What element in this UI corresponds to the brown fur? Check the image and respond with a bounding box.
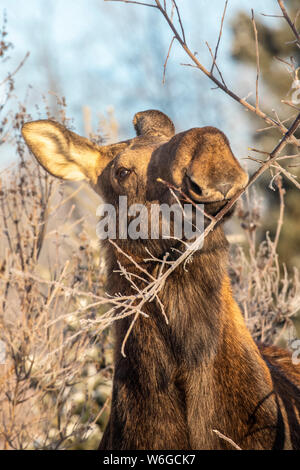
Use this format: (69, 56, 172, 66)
(22, 109, 300, 450)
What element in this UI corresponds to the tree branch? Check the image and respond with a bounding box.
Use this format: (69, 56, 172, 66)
(277, 0, 300, 47)
(211, 0, 228, 75)
(251, 9, 260, 111)
(151, 0, 299, 146)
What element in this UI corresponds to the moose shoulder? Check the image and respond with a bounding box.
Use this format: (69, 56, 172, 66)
(22, 110, 300, 450)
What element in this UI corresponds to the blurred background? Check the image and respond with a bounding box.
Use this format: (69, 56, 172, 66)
(0, 0, 299, 450)
(0, 0, 299, 266)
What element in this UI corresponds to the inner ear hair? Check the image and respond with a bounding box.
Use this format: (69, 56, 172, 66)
(133, 109, 175, 139)
(22, 120, 104, 183)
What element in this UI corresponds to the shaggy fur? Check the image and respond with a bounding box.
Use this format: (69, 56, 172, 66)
(22, 109, 300, 450)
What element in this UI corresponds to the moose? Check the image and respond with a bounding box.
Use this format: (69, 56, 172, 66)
(22, 110, 300, 450)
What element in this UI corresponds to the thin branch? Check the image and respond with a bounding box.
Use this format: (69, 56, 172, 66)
(211, 0, 228, 75)
(273, 176, 285, 252)
(121, 311, 139, 357)
(172, 0, 186, 44)
(163, 36, 175, 84)
(212, 429, 242, 450)
(261, 176, 285, 274)
(281, 100, 300, 111)
(0, 52, 30, 87)
(150, 0, 299, 146)
(277, 153, 300, 160)
(256, 113, 297, 133)
(249, 147, 270, 156)
(272, 161, 300, 190)
(156, 177, 215, 221)
(206, 41, 226, 87)
(104, 0, 157, 7)
(251, 9, 260, 111)
(277, 0, 300, 47)
(260, 13, 283, 18)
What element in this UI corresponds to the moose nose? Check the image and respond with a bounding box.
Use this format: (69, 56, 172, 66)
(215, 182, 232, 197)
(185, 174, 203, 197)
(185, 173, 238, 202)
(185, 173, 233, 201)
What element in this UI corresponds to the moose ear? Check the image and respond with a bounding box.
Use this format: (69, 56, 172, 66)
(133, 110, 175, 139)
(22, 120, 104, 184)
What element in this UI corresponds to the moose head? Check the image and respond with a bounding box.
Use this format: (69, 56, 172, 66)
(22, 110, 248, 250)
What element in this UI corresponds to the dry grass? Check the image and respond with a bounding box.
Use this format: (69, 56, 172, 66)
(0, 152, 114, 449)
(230, 184, 300, 346)
(0, 29, 113, 447)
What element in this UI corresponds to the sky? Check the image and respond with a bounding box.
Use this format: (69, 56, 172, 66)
(0, 0, 279, 167)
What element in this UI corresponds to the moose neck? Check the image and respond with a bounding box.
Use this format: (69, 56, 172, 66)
(103, 225, 277, 450)
(105, 225, 247, 363)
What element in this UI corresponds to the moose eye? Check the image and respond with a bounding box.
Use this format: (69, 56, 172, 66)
(116, 167, 131, 181)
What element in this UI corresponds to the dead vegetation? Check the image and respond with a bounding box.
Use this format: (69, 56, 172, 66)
(0, 147, 113, 449)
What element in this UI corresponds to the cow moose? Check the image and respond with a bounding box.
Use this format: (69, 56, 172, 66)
(22, 109, 300, 450)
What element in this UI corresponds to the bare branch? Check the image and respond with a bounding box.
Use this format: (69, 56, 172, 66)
(272, 161, 300, 190)
(277, 0, 300, 47)
(213, 429, 242, 450)
(156, 177, 215, 221)
(206, 41, 226, 87)
(210, 0, 228, 75)
(104, 0, 157, 8)
(281, 100, 300, 112)
(163, 36, 175, 84)
(146, 0, 299, 146)
(171, 0, 186, 44)
(109, 0, 299, 146)
(251, 9, 260, 111)
(0, 52, 30, 87)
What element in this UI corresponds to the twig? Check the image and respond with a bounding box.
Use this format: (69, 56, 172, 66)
(172, 0, 186, 44)
(272, 161, 300, 190)
(212, 429, 242, 450)
(246, 156, 265, 164)
(260, 13, 283, 18)
(277, 0, 300, 47)
(156, 177, 215, 221)
(0, 52, 30, 87)
(249, 112, 300, 184)
(272, 176, 285, 254)
(249, 147, 270, 155)
(281, 100, 300, 111)
(104, 0, 157, 7)
(206, 41, 226, 87)
(109, 239, 156, 281)
(277, 153, 300, 160)
(163, 36, 175, 84)
(211, 0, 228, 75)
(121, 311, 140, 357)
(148, 0, 299, 146)
(105, 0, 299, 143)
(261, 176, 285, 274)
(251, 9, 260, 111)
